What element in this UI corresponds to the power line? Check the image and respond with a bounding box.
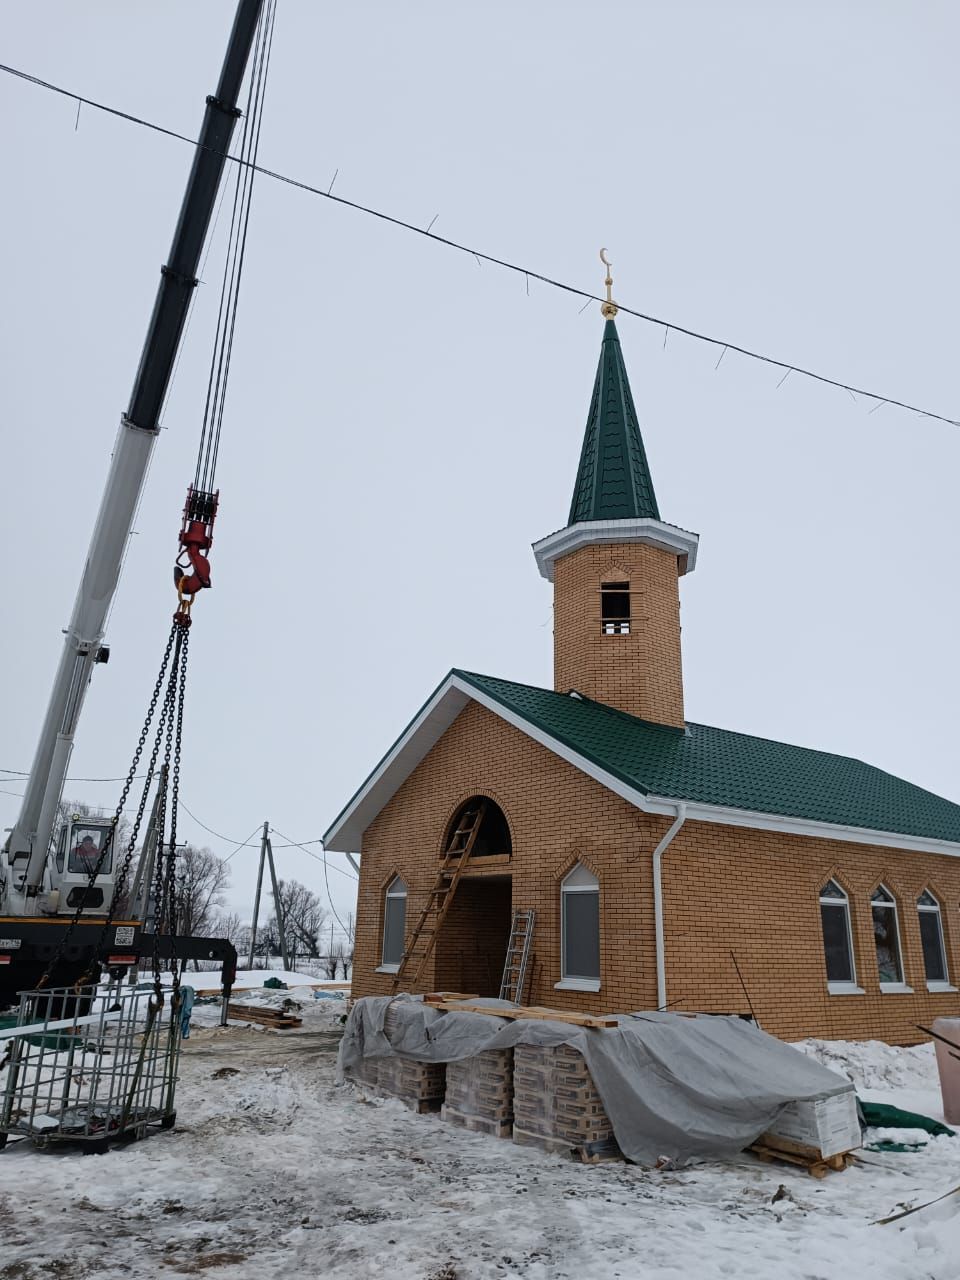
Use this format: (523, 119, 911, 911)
(271, 826, 356, 938)
(1, 59, 956, 430)
(0, 768, 150, 783)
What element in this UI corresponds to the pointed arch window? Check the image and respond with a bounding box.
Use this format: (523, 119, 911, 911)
(380, 876, 407, 970)
(819, 879, 860, 993)
(558, 862, 600, 991)
(918, 890, 951, 989)
(871, 885, 908, 990)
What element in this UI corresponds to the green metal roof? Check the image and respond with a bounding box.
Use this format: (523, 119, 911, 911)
(568, 318, 661, 524)
(455, 670, 960, 845)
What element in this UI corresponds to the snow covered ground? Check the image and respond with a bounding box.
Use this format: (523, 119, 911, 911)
(1, 1005, 959, 1280)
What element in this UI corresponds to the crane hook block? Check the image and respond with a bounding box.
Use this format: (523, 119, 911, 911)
(174, 486, 219, 602)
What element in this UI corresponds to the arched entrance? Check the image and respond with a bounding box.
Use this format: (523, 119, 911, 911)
(435, 795, 513, 996)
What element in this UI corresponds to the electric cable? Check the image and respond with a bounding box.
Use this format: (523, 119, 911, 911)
(0, 58, 955, 430)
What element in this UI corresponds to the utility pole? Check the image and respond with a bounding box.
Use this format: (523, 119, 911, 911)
(264, 825, 290, 973)
(247, 821, 269, 970)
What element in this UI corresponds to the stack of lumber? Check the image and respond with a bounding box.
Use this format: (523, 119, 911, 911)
(225, 1003, 302, 1030)
(512, 1042, 621, 1163)
(441, 1048, 514, 1138)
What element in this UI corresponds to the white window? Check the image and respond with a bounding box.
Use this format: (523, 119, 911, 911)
(380, 876, 407, 970)
(871, 885, 908, 990)
(558, 863, 600, 991)
(819, 879, 860, 994)
(918, 890, 951, 989)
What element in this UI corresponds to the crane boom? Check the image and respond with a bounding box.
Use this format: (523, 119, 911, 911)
(2, 0, 265, 915)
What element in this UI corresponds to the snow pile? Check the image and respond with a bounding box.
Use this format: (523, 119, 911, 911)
(795, 1037, 939, 1093)
(3, 1025, 960, 1278)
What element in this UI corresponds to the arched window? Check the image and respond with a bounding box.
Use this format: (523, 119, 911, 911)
(444, 797, 511, 858)
(918, 890, 950, 987)
(560, 863, 600, 989)
(871, 885, 905, 988)
(819, 879, 857, 990)
(381, 876, 407, 969)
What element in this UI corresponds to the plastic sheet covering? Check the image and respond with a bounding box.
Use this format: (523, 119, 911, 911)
(338, 996, 855, 1166)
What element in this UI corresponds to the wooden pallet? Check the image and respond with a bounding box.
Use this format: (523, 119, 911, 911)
(749, 1133, 854, 1178)
(441, 1103, 513, 1139)
(225, 1003, 302, 1030)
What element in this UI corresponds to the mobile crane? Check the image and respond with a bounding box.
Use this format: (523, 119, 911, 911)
(0, 0, 267, 1005)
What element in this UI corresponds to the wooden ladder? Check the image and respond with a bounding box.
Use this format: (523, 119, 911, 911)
(392, 799, 488, 992)
(499, 908, 536, 1003)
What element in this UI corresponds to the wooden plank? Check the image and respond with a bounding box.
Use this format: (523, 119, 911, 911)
(423, 992, 479, 1004)
(430, 1000, 617, 1029)
(225, 1003, 302, 1029)
(748, 1142, 849, 1178)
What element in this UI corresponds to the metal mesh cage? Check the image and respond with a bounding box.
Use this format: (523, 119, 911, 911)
(0, 982, 184, 1150)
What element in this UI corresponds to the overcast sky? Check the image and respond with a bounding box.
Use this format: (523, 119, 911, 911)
(2, 2, 958, 939)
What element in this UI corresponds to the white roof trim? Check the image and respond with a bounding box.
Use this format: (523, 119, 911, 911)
(532, 518, 699, 582)
(322, 674, 960, 860)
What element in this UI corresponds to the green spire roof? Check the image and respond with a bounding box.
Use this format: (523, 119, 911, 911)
(568, 318, 661, 524)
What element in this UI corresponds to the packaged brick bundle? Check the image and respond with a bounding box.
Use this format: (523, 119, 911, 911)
(441, 1047, 514, 1138)
(373, 1056, 446, 1113)
(511, 1042, 621, 1162)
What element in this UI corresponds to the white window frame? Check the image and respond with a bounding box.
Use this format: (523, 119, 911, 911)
(376, 875, 407, 974)
(871, 884, 912, 993)
(819, 879, 863, 995)
(555, 862, 601, 993)
(918, 889, 955, 992)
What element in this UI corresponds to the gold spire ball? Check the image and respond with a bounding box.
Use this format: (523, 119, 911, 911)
(600, 248, 618, 319)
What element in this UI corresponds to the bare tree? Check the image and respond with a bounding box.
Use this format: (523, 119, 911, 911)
(267, 878, 327, 961)
(321, 943, 341, 980)
(174, 845, 230, 946)
(214, 911, 251, 957)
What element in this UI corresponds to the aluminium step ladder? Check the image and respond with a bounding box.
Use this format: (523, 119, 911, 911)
(499, 909, 536, 1004)
(391, 799, 488, 992)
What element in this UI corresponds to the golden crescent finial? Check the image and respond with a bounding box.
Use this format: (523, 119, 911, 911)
(599, 247, 618, 319)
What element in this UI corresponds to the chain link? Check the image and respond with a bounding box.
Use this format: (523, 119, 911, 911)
(38, 624, 179, 990)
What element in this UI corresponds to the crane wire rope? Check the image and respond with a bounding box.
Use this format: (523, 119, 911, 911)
(0, 58, 956, 431)
(194, 0, 276, 496)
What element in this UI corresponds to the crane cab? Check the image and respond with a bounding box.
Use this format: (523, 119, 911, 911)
(53, 818, 117, 914)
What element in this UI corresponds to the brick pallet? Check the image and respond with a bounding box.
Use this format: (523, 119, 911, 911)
(441, 1047, 514, 1139)
(346, 1056, 446, 1113)
(511, 1043, 621, 1163)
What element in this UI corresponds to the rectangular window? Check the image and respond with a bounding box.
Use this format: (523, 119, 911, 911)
(820, 902, 854, 983)
(871, 887, 904, 985)
(918, 892, 948, 984)
(381, 878, 407, 967)
(563, 890, 600, 980)
(601, 582, 630, 635)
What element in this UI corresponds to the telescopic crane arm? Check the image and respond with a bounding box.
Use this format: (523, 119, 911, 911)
(1, 0, 264, 915)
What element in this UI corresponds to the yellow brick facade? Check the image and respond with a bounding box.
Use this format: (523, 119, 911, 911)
(552, 542, 685, 726)
(350, 700, 960, 1044)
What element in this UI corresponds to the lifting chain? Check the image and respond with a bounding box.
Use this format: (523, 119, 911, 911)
(151, 621, 189, 1002)
(37, 623, 180, 990)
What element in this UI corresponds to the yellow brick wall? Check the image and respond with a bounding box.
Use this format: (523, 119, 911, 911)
(552, 542, 685, 726)
(352, 700, 960, 1045)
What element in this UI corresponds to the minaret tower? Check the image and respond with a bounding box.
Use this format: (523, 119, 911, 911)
(532, 251, 699, 727)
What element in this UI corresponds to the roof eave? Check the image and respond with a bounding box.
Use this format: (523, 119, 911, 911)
(532, 518, 699, 583)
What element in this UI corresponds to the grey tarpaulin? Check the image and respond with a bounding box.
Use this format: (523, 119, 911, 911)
(338, 995, 854, 1166)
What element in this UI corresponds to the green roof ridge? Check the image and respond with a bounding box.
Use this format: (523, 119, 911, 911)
(567, 318, 661, 525)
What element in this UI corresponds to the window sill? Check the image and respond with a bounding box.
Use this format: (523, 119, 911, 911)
(827, 982, 865, 996)
(375, 964, 400, 974)
(927, 981, 958, 993)
(555, 978, 601, 993)
(879, 982, 914, 995)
